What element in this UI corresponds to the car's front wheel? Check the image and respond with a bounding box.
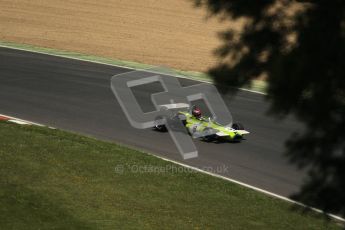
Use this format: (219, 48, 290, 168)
(201, 127, 217, 142)
(154, 124, 167, 132)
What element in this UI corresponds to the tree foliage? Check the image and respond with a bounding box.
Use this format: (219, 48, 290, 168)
(194, 0, 345, 216)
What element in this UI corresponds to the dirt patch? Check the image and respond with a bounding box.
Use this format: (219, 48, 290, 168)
(0, 0, 234, 72)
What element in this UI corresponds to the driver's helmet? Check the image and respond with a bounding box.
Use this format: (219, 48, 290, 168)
(192, 107, 202, 119)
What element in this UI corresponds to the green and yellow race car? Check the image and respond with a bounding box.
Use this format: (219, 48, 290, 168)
(154, 104, 249, 142)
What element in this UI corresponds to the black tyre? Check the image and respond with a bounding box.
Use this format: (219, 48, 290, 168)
(201, 128, 217, 142)
(232, 122, 244, 130)
(154, 124, 167, 132)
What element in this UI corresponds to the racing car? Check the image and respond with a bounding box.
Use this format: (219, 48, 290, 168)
(154, 103, 249, 142)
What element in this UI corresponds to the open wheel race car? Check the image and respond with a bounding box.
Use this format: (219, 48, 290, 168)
(154, 103, 250, 142)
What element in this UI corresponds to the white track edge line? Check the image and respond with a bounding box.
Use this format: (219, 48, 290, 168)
(0, 44, 266, 95)
(0, 113, 54, 128)
(150, 154, 345, 222)
(1, 112, 343, 222)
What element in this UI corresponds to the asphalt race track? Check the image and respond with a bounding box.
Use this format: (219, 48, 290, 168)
(0, 47, 305, 197)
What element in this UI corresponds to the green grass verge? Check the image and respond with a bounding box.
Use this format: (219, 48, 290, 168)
(0, 121, 341, 229)
(0, 40, 267, 93)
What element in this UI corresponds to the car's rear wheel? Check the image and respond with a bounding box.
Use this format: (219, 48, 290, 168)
(232, 122, 244, 130)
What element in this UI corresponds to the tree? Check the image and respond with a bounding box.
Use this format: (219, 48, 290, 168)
(193, 0, 345, 217)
